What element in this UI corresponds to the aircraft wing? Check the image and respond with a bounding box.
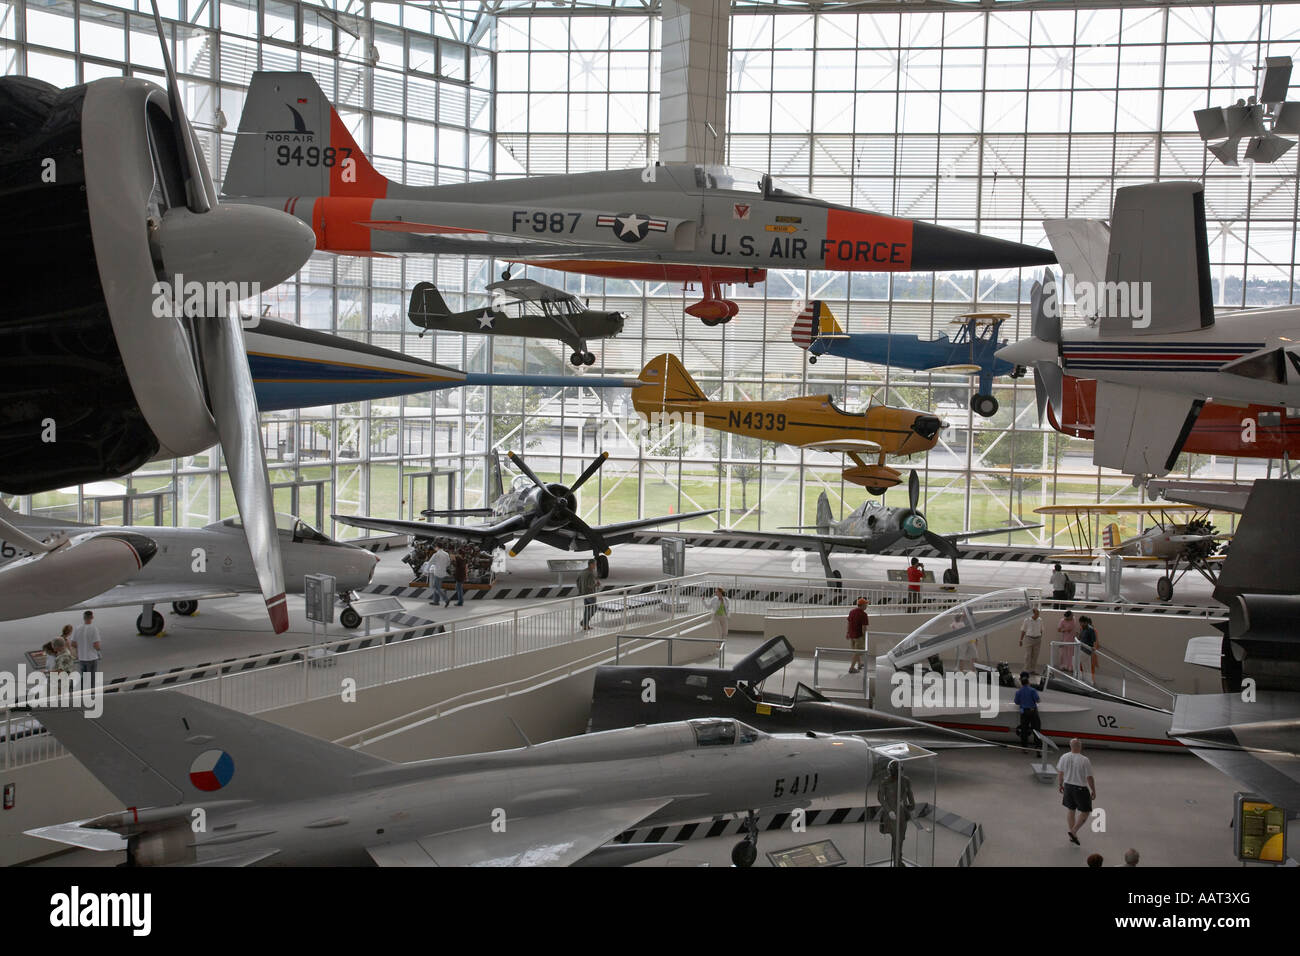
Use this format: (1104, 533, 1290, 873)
(71, 583, 242, 611)
(724, 530, 898, 553)
(365, 797, 673, 867)
(1149, 480, 1253, 515)
(571, 509, 719, 546)
(947, 524, 1042, 541)
(332, 513, 524, 546)
(1091, 382, 1204, 478)
(1171, 693, 1300, 808)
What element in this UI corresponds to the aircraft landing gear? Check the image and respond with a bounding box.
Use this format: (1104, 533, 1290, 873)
(731, 810, 760, 867)
(340, 606, 362, 629)
(582, 351, 596, 365)
(595, 553, 610, 578)
(971, 393, 999, 417)
(1156, 575, 1174, 602)
(570, 352, 585, 367)
(171, 600, 198, 616)
(137, 606, 164, 636)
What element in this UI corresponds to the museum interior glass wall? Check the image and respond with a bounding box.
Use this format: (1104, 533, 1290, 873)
(5, 0, 1299, 547)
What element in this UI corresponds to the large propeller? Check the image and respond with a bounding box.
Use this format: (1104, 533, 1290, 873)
(894, 470, 960, 561)
(996, 269, 1064, 425)
(147, 2, 315, 632)
(506, 451, 611, 559)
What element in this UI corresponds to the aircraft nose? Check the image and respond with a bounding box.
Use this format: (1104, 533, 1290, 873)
(911, 415, 943, 441)
(996, 337, 1057, 366)
(910, 221, 1056, 271)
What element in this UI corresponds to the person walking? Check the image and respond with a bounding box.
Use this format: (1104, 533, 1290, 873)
(1077, 615, 1099, 683)
(423, 544, 452, 607)
(69, 611, 102, 677)
(1019, 606, 1044, 673)
(1056, 738, 1097, 845)
(1056, 609, 1078, 674)
(50, 637, 75, 676)
(845, 597, 869, 674)
(1049, 562, 1069, 607)
(705, 587, 730, 641)
(906, 558, 924, 610)
(450, 548, 468, 607)
(1013, 671, 1041, 749)
(577, 559, 600, 629)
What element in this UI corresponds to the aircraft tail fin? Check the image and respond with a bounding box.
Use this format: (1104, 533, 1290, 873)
(1102, 522, 1121, 550)
(791, 300, 842, 351)
(816, 492, 834, 535)
(409, 282, 451, 323)
(632, 354, 708, 409)
(34, 690, 391, 810)
(223, 71, 388, 200)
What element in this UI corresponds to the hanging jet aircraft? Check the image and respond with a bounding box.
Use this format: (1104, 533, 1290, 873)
(1035, 502, 1230, 602)
(0, 6, 319, 634)
(333, 451, 715, 578)
(222, 71, 1055, 326)
(407, 278, 626, 367)
(1049, 375, 1300, 460)
(997, 181, 1300, 481)
(29, 690, 874, 867)
(0, 503, 376, 635)
(792, 301, 1023, 417)
(723, 471, 1040, 583)
(632, 353, 944, 493)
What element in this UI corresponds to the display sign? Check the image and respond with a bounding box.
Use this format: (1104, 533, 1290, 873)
(304, 573, 336, 625)
(1234, 792, 1287, 863)
(766, 840, 845, 868)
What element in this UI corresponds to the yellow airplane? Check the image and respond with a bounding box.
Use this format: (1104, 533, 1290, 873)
(1035, 502, 1231, 601)
(632, 353, 944, 493)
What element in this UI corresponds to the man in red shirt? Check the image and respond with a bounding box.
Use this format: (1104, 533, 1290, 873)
(845, 597, 869, 674)
(906, 558, 925, 610)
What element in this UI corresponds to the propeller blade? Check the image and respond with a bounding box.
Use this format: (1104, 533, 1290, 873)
(508, 451, 546, 491)
(1030, 270, 1061, 345)
(569, 451, 608, 493)
(1034, 360, 1064, 425)
(567, 513, 610, 557)
(922, 530, 961, 561)
(508, 511, 552, 557)
(148, 0, 214, 213)
(196, 315, 288, 633)
(908, 469, 920, 512)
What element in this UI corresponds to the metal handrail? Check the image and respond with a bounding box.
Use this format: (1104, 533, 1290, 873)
(1046, 640, 1176, 710)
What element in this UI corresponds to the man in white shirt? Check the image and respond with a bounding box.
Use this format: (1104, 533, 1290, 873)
(422, 544, 452, 608)
(1056, 738, 1097, 845)
(1019, 607, 1044, 673)
(70, 610, 103, 676)
(1049, 562, 1069, 606)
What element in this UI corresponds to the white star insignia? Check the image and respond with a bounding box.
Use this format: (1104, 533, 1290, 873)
(615, 213, 647, 238)
(477, 310, 495, 329)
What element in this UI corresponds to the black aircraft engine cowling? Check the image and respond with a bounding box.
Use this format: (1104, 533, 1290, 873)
(0, 77, 158, 493)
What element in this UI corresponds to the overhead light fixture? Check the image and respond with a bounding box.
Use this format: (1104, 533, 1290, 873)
(1198, 57, 1300, 166)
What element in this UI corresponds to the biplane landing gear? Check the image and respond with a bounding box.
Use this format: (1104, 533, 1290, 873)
(1156, 576, 1174, 602)
(808, 355, 817, 364)
(731, 811, 760, 867)
(570, 351, 596, 366)
(971, 393, 999, 417)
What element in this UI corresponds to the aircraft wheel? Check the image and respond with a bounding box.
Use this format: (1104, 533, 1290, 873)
(866, 486, 887, 496)
(808, 355, 817, 364)
(701, 317, 721, 327)
(171, 600, 199, 616)
(582, 351, 596, 365)
(720, 314, 734, 324)
(570, 352, 584, 367)
(596, 554, 610, 579)
(943, 568, 959, 585)
(972, 393, 999, 417)
(1156, 576, 1173, 602)
(136, 611, 165, 637)
(731, 840, 757, 868)
(340, 607, 362, 630)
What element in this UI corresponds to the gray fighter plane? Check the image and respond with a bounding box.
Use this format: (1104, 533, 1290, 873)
(335, 451, 716, 578)
(408, 279, 626, 368)
(0, 503, 376, 635)
(223, 71, 1054, 324)
(29, 690, 874, 866)
(724, 471, 1040, 583)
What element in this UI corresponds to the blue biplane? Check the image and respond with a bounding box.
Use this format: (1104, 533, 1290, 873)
(791, 301, 1025, 417)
